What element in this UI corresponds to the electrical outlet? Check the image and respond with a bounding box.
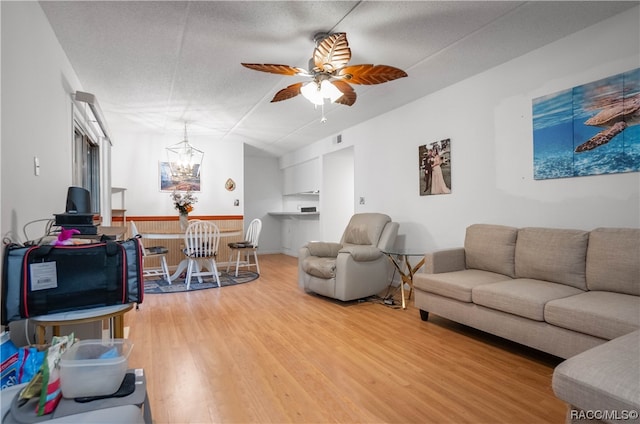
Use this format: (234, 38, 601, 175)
(359, 197, 365, 205)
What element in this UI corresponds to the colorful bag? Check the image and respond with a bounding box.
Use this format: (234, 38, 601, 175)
(1, 332, 19, 390)
(1, 238, 144, 324)
(37, 335, 74, 416)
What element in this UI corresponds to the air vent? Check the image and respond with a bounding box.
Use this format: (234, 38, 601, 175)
(336, 134, 342, 144)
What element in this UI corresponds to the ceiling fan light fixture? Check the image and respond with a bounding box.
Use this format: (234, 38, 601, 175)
(300, 80, 342, 105)
(300, 81, 323, 105)
(321, 80, 343, 103)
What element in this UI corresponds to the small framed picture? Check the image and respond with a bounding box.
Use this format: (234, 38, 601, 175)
(159, 161, 201, 192)
(419, 138, 451, 196)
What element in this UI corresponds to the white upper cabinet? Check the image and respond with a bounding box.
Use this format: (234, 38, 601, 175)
(282, 158, 320, 195)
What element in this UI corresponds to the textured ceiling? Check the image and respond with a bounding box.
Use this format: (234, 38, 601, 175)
(40, 1, 637, 157)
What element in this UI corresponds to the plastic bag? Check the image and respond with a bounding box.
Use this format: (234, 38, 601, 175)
(37, 334, 74, 415)
(17, 346, 46, 384)
(16, 334, 76, 416)
(1, 332, 19, 390)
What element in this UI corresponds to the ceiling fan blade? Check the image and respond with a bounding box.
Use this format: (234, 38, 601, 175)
(241, 63, 307, 76)
(331, 80, 356, 106)
(271, 82, 304, 103)
(313, 33, 351, 73)
(338, 64, 407, 85)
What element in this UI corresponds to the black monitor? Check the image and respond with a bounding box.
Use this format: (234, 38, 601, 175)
(65, 186, 91, 214)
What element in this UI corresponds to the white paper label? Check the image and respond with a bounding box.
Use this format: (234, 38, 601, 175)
(29, 262, 58, 291)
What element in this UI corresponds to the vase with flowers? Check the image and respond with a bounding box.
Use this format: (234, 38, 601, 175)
(171, 190, 198, 230)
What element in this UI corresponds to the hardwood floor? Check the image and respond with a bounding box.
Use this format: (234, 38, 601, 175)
(126, 254, 567, 423)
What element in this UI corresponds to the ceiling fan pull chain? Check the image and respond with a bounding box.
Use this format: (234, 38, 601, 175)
(321, 102, 327, 123)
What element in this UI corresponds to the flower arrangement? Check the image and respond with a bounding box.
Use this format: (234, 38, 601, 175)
(171, 190, 198, 215)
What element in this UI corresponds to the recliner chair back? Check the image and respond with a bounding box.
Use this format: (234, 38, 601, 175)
(340, 213, 396, 250)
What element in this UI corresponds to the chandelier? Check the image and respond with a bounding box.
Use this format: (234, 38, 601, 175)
(165, 123, 204, 179)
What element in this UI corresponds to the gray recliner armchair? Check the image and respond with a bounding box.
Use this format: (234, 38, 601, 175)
(298, 213, 399, 301)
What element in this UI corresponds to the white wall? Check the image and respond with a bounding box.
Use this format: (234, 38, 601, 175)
(1, 2, 107, 345)
(321, 147, 354, 241)
(1, 2, 3, 248)
(1, 2, 84, 243)
(280, 7, 640, 252)
(110, 130, 243, 217)
(244, 152, 282, 254)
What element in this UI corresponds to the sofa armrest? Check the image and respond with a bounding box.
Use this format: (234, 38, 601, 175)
(423, 248, 466, 274)
(339, 245, 383, 262)
(306, 241, 342, 258)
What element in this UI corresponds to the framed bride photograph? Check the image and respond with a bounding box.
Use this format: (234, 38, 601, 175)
(419, 138, 451, 196)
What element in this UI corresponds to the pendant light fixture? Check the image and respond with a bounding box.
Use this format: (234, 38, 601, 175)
(165, 123, 204, 179)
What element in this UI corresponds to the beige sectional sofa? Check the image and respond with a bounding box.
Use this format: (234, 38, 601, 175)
(552, 329, 639, 424)
(413, 224, 640, 359)
(413, 224, 640, 423)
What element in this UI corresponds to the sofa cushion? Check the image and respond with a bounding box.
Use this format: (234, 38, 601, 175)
(472, 279, 584, 321)
(515, 227, 589, 290)
(586, 227, 640, 296)
(552, 330, 640, 419)
(545, 291, 640, 340)
(302, 257, 336, 279)
(413, 269, 512, 303)
(464, 224, 518, 278)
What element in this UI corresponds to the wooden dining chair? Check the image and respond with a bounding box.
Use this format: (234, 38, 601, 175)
(226, 218, 262, 277)
(183, 221, 221, 289)
(130, 221, 171, 282)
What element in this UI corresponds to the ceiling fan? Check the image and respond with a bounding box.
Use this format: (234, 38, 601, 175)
(241, 32, 407, 108)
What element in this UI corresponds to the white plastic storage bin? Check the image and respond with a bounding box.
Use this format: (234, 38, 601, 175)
(59, 339, 133, 398)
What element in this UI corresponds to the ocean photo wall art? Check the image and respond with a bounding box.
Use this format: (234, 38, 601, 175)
(532, 68, 639, 180)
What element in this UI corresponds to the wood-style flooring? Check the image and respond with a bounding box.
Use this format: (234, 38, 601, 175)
(125, 254, 567, 423)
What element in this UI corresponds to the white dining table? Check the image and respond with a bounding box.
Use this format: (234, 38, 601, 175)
(140, 229, 242, 240)
(140, 229, 242, 282)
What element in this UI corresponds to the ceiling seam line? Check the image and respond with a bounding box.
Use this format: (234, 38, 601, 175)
(405, 1, 528, 72)
(328, 0, 363, 33)
(162, 1, 192, 132)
